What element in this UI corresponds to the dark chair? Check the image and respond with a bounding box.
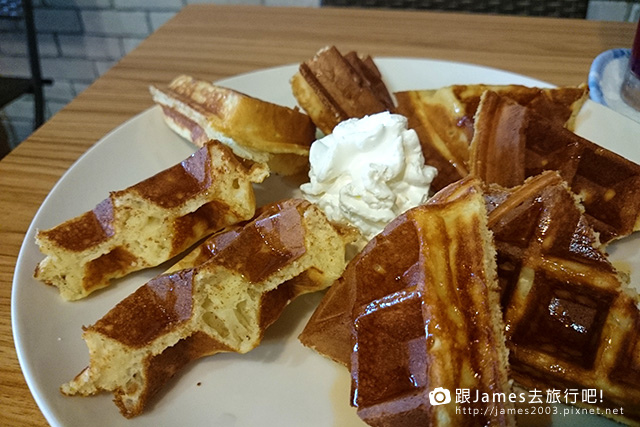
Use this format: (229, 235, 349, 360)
(0, 0, 51, 131)
(321, 0, 589, 19)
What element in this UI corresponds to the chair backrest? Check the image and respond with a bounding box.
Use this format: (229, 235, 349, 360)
(321, 0, 589, 19)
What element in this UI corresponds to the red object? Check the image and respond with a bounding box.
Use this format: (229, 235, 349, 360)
(631, 19, 640, 77)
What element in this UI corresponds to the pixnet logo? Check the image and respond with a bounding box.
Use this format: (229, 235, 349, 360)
(429, 387, 452, 406)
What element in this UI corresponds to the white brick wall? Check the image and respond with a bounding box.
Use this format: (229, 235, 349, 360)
(0, 55, 31, 75)
(44, 80, 74, 100)
(122, 37, 145, 54)
(1, 32, 58, 56)
(81, 10, 151, 36)
(0, 0, 189, 148)
(58, 35, 123, 59)
(34, 9, 82, 33)
(0, 0, 635, 150)
(586, 1, 637, 20)
(40, 57, 98, 80)
(115, 0, 184, 8)
(48, 0, 112, 8)
(149, 11, 178, 31)
(629, 2, 640, 22)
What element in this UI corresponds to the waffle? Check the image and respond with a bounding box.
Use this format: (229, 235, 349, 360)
(299, 177, 492, 366)
(302, 178, 514, 426)
(302, 170, 640, 425)
(61, 198, 353, 418)
(470, 90, 640, 243)
(290, 46, 395, 135)
(150, 75, 316, 175)
(34, 140, 268, 301)
(299, 210, 418, 367)
(395, 84, 588, 191)
(486, 170, 640, 425)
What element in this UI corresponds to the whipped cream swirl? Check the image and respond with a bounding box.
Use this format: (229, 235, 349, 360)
(300, 112, 437, 241)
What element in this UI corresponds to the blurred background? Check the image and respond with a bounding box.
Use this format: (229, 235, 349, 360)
(1, 0, 639, 156)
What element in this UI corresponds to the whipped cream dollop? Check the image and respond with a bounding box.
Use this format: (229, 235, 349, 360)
(300, 112, 437, 241)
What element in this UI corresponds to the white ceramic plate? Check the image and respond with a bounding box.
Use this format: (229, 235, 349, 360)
(12, 58, 640, 427)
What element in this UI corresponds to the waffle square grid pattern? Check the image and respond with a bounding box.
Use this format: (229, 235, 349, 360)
(488, 172, 640, 421)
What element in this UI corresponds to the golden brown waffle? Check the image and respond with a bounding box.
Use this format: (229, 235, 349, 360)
(34, 140, 268, 300)
(302, 178, 514, 426)
(298, 178, 486, 365)
(471, 90, 640, 243)
(150, 75, 316, 175)
(61, 199, 352, 418)
(299, 177, 493, 365)
(290, 46, 395, 135)
(486, 171, 640, 425)
(395, 84, 588, 191)
(298, 205, 420, 367)
(302, 171, 640, 425)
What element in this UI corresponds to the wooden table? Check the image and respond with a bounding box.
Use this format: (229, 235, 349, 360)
(0, 4, 635, 425)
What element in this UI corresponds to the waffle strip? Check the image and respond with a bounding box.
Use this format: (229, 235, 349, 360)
(290, 46, 394, 135)
(150, 75, 316, 175)
(471, 90, 640, 243)
(61, 199, 352, 418)
(395, 84, 588, 191)
(302, 178, 514, 426)
(34, 140, 268, 300)
(355, 183, 513, 426)
(487, 171, 640, 425)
